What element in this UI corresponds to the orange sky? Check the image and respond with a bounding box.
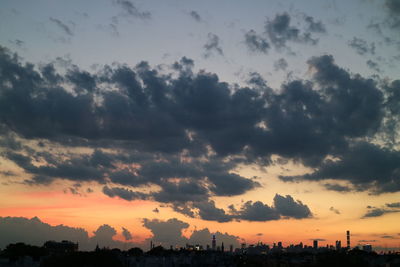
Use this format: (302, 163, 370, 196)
(1, 168, 399, 250)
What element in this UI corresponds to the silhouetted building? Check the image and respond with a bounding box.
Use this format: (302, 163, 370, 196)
(346, 230, 350, 249)
(363, 244, 373, 252)
(229, 244, 233, 253)
(212, 235, 216, 251)
(221, 242, 225, 252)
(335, 240, 341, 250)
(43, 240, 78, 254)
(313, 240, 318, 249)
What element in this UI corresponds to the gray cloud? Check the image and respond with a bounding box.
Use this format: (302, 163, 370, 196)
(189, 11, 201, 22)
(170, 194, 311, 222)
(143, 218, 189, 247)
(122, 227, 133, 241)
(244, 30, 270, 54)
(0, 216, 240, 250)
(265, 13, 320, 48)
(323, 183, 353, 192)
(274, 58, 288, 71)
(304, 16, 326, 33)
(348, 37, 375, 55)
(273, 194, 312, 219)
(204, 33, 223, 57)
(0, 44, 399, 215)
(386, 202, 400, 208)
(0, 216, 88, 249)
(362, 208, 399, 218)
(188, 228, 239, 248)
(114, 0, 151, 19)
(49, 17, 74, 36)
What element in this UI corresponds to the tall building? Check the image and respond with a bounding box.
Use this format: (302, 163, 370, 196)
(212, 235, 216, 251)
(229, 244, 233, 253)
(335, 240, 341, 250)
(346, 230, 350, 249)
(221, 242, 225, 252)
(313, 240, 318, 249)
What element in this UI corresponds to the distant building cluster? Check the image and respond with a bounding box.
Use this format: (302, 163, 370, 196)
(0, 231, 397, 267)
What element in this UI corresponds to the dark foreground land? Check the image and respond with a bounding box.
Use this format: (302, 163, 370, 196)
(1, 243, 400, 267)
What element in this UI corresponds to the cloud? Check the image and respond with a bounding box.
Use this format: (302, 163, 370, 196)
(265, 13, 321, 48)
(348, 37, 375, 55)
(244, 30, 270, 54)
(386, 202, 400, 208)
(204, 33, 223, 57)
(273, 194, 312, 219)
(0, 216, 88, 249)
(122, 227, 132, 241)
(114, 0, 151, 19)
(142, 218, 189, 247)
(323, 183, 353, 192)
(0, 44, 399, 213)
(171, 194, 311, 222)
(49, 17, 74, 36)
(189, 11, 202, 22)
(188, 228, 239, 248)
(0, 216, 240, 250)
(234, 201, 280, 221)
(329, 206, 341, 214)
(304, 16, 326, 33)
(152, 208, 159, 213)
(274, 58, 288, 71)
(366, 60, 381, 73)
(142, 218, 240, 248)
(362, 208, 399, 218)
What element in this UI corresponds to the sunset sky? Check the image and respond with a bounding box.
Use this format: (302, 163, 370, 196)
(1, 0, 400, 251)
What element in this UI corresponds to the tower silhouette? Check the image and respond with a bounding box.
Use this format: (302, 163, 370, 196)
(212, 235, 216, 251)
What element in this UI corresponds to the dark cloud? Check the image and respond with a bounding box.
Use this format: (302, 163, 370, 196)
(189, 11, 201, 22)
(122, 227, 132, 241)
(103, 186, 148, 201)
(188, 228, 239, 248)
(170, 194, 311, 222)
(114, 0, 151, 19)
(0, 216, 88, 249)
(244, 30, 270, 54)
(234, 201, 280, 221)
(385, 0, 400, 28)
(362, 208, 399, 218)
(0, 216, 240, 250)
(204, 33, 223, 57)
(0, 44, 399, 212)
(49, 17, 74, 36)
(284, 142, 400, 194)
(323, 183, 353, 192)
(152, 208, 159, 213)
(192, 200, 233, 223)
(142, 218, 189, 247)
(348, 37, 375, 55)
(386, 202, 400, 208)
(304, 16, 326, 33)
(265, 13, 320, 48)
(273, 194, 312, 219)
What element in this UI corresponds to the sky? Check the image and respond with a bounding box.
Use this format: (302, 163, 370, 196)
(0, 0, 400, 252)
